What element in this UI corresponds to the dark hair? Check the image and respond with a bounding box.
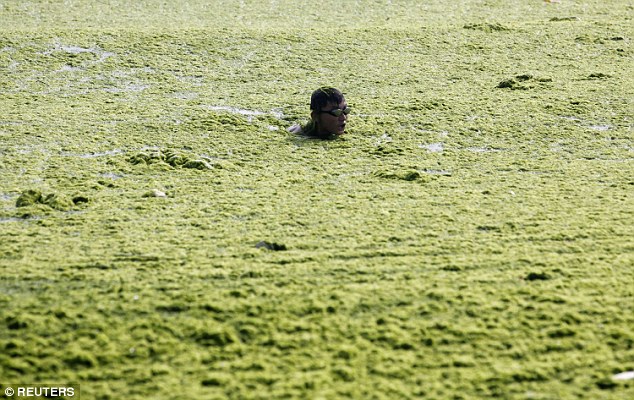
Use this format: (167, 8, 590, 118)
(310, 87, 344, 111)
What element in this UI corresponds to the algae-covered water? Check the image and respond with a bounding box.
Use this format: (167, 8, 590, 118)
(1, 1, 633, 399)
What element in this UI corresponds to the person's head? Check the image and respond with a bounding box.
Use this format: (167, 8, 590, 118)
(309, 87, 349, 137)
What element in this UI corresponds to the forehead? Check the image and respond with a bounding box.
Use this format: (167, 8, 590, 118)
(323, 99, 347, 110)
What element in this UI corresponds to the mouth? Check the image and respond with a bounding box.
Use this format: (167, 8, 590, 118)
(337, 123, 346, 134)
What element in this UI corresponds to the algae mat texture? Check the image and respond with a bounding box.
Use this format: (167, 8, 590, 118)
(1, 1, 633, 399)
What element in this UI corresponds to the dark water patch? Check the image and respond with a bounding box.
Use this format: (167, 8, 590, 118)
(328, 250, 417, 261)
(97, 179, 117, 188)
(200, 303, 225, 313)
(255, 241, 287, 251)
(71, 263, 112, 270)
(596, 378, 619, 390)
(497, 78, 527, 90)
(477, 225, 502, 232)
(72, 195, 89, 205)
(549, 16, 580, 22)
(156, 303, 190, 313)
(64, 349, 97, 368)
(372, 145, 404, 156)
(547, 327, 576, 338)
(201, 374, 229, 387)
(6, 315, 29, 330)
(525, 271, 551, 281)
(586, 73, 612, 80)
(114, 254, 160, 262)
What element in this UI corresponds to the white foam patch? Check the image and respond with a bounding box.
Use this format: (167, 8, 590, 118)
(589, 124, 611, 131)
(58, 65, 83, 72)
(423, 169, 452, 175)
(43, 42, 115, 65)
(205, 105, 265, 116)
(202, 105, 287, 122)
(61, 149, 124, 158)
(612, 371, 634, 381)
(376, 133, 392, 144)
(420, 142, 444, 153)
(59, 45, 93, 54)
(466, 147, 500, 153)
(103, 84, 149, 93)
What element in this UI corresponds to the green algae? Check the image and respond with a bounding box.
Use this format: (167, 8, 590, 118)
(372, 169, 424, 182)
(14, 189, 43, 208)
(496, 74, 554, 90)
(15, 189, 75, 211)
(1, 1, 633, 399)
(463, 22, 511, 32)
(128, 148, 238, 171)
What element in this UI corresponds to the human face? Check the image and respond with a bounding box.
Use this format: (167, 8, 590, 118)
(315, 100, 348, 136)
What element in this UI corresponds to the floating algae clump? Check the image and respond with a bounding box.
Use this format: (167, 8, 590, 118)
(41, 193, 74, 211)
(255, 241, 287, 251)
(142, 189, 167, 198)
(496, 74, 553, 90)
(16, 190, 73, 211)
(183, 159, 213, 170)
(372, 169, 423, 181)
(128, 148, 225, 170)
(128, 149, 167, 166)
(164, 149, 189, 167)
(15, 189, 43, 207)
(401, 170, 421, 181)
(463, 22, 510, 32)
